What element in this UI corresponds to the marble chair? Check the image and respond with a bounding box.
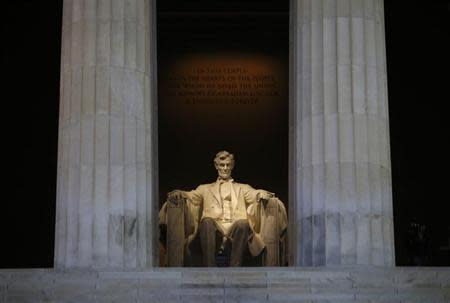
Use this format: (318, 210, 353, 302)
(159, 197, 288, 267)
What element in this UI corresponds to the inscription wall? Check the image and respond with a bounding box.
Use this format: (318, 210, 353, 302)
(160, 53, 286, 109)
(163, 64, 280, 106)
(158, 52, 289, 213)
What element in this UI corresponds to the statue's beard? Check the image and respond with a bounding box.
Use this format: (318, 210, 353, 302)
(218, 171, 231, 180)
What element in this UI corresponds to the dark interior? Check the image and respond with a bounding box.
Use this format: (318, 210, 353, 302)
(157, 0, 290, 207)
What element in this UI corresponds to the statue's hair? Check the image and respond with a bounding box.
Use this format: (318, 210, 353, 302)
(214, 150, 235, 167)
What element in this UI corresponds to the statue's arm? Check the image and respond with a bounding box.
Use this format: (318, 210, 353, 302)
(242, 184, 275, 204)
(167, 186, 204, 206)
(184, 186, 204, 206)
(242, 184, 258, 204)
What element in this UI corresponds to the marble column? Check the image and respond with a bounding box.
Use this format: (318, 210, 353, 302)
(55, 0, 157, 268)
(290, 0, 394, 266)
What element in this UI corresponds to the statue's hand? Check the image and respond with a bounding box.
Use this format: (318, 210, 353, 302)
(256, 190, 275, 203)
(167, 190, 187, 204)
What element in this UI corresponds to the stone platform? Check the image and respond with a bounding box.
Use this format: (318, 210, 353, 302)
(1, 267, 449, 303)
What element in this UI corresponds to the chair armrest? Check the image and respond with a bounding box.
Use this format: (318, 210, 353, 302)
(161, 197, 200, 267)
(258, 198, 288, 266)
(165, 197, 185, 266)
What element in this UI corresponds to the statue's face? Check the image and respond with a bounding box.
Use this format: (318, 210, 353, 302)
(215, 158, 233, 180)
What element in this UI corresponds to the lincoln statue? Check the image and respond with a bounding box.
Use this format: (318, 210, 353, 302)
(162, 151, 287, 267)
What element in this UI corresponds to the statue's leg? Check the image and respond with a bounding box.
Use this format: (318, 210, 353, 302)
(229, 219, 251, 267)
(199, 218, 219, 267)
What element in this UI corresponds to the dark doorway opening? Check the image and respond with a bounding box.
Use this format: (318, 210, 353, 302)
(157, 0, 290, 266)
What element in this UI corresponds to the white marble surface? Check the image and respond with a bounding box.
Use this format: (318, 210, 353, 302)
(55, 0, 156, 268)
(290, 0, 394, 266)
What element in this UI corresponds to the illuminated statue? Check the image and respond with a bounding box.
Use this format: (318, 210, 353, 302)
(159, 151, 287, 267)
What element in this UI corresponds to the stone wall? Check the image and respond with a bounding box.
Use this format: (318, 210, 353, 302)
(1, 267, 449, 302)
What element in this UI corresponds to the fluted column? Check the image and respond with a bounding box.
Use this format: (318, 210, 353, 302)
(55, 0, 157, 268)
(290, 0, 394, 266)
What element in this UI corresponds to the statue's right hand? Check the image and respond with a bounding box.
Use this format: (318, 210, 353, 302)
(167, 190, 186, 204)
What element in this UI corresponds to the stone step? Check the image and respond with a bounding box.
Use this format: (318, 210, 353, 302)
(1, 267, 449, 303)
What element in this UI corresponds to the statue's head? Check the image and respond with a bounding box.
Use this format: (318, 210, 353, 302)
(214, 151, 234, 180)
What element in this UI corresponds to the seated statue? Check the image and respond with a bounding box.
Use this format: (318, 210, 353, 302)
(159, 150, 287, 267)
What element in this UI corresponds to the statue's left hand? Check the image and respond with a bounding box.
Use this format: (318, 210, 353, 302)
(256, 190, 275, 203)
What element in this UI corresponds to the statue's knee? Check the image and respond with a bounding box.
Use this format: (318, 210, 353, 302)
(234, 219, 250, 231)
(200, 217, 215, 229)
